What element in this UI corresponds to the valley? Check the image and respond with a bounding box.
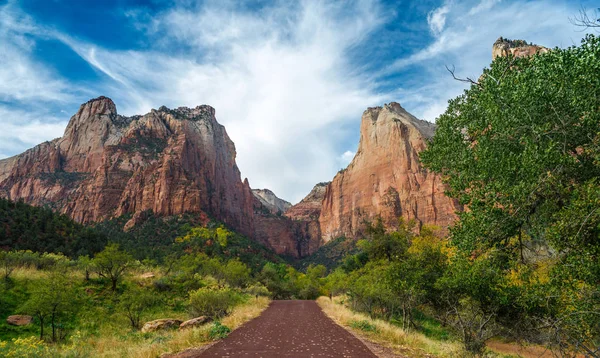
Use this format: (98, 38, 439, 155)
(1, 12, 599, 358)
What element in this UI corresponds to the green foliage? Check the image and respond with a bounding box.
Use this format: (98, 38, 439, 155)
(19, 270, 80, 342)
(420, 34, 600, 354)
(208, 321, 231, 340)
(292, 236, 358, 271)
(92, 244, 134, 291)
(350, 320, 379, 333)
(0, 336, 50, 357)
(0, 198, 107, 257)
(188, 287, 242, 320)
(118, 286, 158, 329)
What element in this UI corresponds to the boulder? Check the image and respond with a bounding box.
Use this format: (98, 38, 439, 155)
(179, 316, 212, 329)
(141, 319, 183, 333)
(7, 315, 33, 326)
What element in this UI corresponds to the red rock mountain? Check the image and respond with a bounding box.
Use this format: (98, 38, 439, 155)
(0, 97, 318, 257)
(286, 102, 461, 242)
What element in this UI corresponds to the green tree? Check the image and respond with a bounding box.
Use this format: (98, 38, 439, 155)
(0, 251, 20, 280)
(20, 271, 79, 342)
(118, 286, 158, 329)
(421, 35, 600, 354)
(92, 244, 134, 291)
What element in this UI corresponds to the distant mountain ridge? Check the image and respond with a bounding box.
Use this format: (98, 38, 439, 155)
(0, 97, 320, 258)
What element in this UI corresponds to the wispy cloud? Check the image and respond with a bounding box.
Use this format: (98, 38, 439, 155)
(0, 0, 593, 203)
(427, 3, 451, 35)
(391, 0, 591, 123)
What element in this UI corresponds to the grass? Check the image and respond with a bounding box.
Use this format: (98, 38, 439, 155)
(53, 296, 270, 358)
(1, 267, 270, 358)
(317, 296, 461, 357)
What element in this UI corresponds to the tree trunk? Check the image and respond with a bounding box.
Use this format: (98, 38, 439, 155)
(39, 316, 44, 340)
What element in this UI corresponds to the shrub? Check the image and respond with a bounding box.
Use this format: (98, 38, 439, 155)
(244, 283, 270, 297)
(188, 287, 241, 319)
(350, 320, 379, 332)
(208, 321, 231, 339)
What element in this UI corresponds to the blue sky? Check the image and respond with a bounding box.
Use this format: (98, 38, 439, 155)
(0, 0, 595, 203)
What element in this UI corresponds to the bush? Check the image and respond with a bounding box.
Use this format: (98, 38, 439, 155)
(208, 321, 231, 340)
(188, 287, 241, 319)
(350, 320, 379, 333)
(244, 283, 270, 297)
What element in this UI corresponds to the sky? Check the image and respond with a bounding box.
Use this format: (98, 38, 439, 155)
(0, 0, 596, 203)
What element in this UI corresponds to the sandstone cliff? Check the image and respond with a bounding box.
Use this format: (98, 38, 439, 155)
(252, 189, 291, 215)
(285, 182, 328, 221)
(0, 96, 316, 257)
(492, 37, 548, 60)
(313, 102, 461, 241)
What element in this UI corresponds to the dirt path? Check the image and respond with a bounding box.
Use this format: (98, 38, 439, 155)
(199, 300, 378, 357)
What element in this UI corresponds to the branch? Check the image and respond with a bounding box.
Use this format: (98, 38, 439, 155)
(445, 65, 481, 86)
(569, 6, 600, 30)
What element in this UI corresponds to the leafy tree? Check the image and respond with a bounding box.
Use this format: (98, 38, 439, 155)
(92, 244, 134, 291)
(20, 270, 79, 342)
(421, 35, 600, 354)
(118, 286, 158, 329)
(0, 251, 20, 280)
(222, 259, 251, 288)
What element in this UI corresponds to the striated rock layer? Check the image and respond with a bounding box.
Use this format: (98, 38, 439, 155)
(0, 96, 318, 257)
(291, 102, 461, 242)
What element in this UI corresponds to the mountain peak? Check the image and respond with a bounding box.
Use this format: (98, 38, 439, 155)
(492, 37, 548, 60)
(78, 96, 117, 117)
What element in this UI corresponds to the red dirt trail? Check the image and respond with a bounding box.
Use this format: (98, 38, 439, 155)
(199, 300, 378, 357)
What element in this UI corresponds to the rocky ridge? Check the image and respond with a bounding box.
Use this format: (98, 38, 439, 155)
(0, 97, 318, 257)
(287, 102, 461, 242)
(252, 189, 292, 215)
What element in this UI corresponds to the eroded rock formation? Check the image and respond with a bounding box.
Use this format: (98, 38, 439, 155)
(289, 102, 461, 242)
(0, 96, 316, 257)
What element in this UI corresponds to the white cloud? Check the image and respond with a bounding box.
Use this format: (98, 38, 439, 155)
(54, 1, 388, 203)
(0, 0, 592, 205)
(468, 0, 501, 15)
(427, 4, 451, 35)
(0, 105, 67, 156)
(339, 150, 356, 167)
(0, 2, 72, 103)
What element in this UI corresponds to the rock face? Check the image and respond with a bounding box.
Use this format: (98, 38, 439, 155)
(492, 37, 548, 60)
(312, 102, 461, 241)
(285, 182, 328, 221)
(252, 189, 291, 215)
(6, 315, 33, 326)
(0, 96, 316, 257)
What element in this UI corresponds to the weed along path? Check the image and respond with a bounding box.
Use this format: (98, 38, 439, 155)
(199, 300, 378, 357)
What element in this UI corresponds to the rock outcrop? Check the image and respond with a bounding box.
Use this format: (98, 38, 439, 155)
(305, 102, 461, 242)
(252, 189, 291, 215)
(492, 37, 548, 60)
(6, 315, 33, 326)
(0, 96, 317, 257)
(180, 316, 212, 329)
(141, 319, 182, 333)
(285, 182, 328, 221)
